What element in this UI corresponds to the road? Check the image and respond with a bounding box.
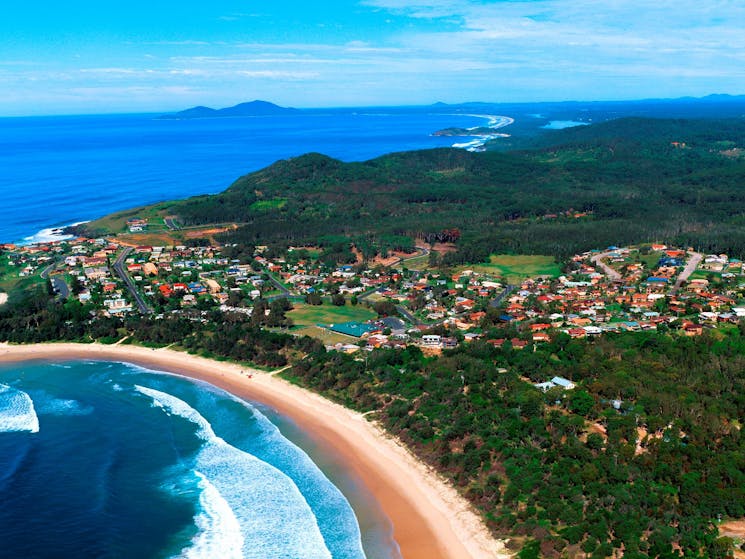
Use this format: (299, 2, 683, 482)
(591, 251, 623, 282)
(266, 273, 291, 298)
(40, 258, 69, 300)
(51, 277, 69, 299)
(164, 217, 180, 231)
(112, 247, 153, 314)
(395, 304, 421, 326)
(489, 284, 516, 308)
(672, 251, 703, 293)
(40, 260, 58, 280)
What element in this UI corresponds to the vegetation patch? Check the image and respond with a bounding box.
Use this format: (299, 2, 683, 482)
(249, 198, 287, 212)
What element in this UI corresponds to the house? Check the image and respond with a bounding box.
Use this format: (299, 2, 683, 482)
(422, 334, 442, 347)
(551, 376, 576, 390)
(532, 332, 551, 343)
(534, 376, 575, 392)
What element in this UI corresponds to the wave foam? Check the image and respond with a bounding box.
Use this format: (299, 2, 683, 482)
(231, 398, 366, 559)
(182, 472, 243, 559)
(135, 385, 333, 559)
(34, 393, 93, 417)
(0, 384, 40, 433)
(20, 221, 88, 246)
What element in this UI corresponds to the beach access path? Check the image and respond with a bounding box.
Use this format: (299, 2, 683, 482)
(0, 342, 511, 559)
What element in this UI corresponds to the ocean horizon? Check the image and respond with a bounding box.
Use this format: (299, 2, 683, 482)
(0, 359, 400, 559)
(0, 109, 499, 245)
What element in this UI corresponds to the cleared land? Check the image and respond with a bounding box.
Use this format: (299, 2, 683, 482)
(459, 254, 560, 284)
(291, 325, 360, 345)
(288, 302, 377, 327)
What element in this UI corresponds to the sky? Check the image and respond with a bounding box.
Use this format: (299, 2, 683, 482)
(1, 0, 744, 115)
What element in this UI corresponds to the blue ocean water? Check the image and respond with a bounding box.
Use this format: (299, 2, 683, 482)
(0, 110, 489, 244)
(0, 361, 399, 559)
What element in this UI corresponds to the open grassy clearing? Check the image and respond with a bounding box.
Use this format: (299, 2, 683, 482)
(288, 302, 376, 327)
(400, 253, 430, 271)
(290, 325, 361, 345)
(459, 254, 561, 284)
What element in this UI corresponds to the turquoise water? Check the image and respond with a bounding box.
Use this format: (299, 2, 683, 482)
(0, 360, 399, 558)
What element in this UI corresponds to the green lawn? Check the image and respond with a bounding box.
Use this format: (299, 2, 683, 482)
(288, 302, 377, 327)
(636, 251, 662, 270)
(291, 325, 361, 345)
(401, 253, 430, 271)
(459, 254, 561, 284)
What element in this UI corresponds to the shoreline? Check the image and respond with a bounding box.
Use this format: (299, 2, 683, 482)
(0, 342, 510, 559)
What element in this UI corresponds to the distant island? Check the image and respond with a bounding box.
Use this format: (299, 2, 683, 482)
(160, 99, 300, 119)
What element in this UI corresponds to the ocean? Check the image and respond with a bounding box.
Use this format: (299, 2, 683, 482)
(0, 360, 399, 559)
(0, 110, 493, 244)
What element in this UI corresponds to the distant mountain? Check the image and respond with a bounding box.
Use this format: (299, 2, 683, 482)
(161, 100, 300, 119)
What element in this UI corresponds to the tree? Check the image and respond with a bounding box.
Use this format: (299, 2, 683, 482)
(569, 389, 595, 417)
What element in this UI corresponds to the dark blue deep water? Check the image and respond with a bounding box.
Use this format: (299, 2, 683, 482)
(0, 361, 399, 559)
(0, 110, 487, 244)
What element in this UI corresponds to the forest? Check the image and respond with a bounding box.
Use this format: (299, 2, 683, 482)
(93, 116, 745, 262)
(286, 328, 745, 558)
(0, 287, 320, 368)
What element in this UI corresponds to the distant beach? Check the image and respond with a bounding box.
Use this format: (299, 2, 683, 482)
(0, 342, 509, 559)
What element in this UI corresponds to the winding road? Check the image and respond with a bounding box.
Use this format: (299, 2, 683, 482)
(590, 251, 623, 282)
(112, 247, 152, 314)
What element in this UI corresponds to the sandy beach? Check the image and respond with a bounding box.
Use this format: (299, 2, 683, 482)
(0, 342, 510, 559)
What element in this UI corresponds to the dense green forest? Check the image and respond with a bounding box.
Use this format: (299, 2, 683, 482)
(128, 116, 745, 261)
(287, 330, 745, 558)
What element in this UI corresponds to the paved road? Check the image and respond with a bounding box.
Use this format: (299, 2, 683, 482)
(591, 251, 623, 281)
(112, 247, 152, 314)
(489, 284, 516, 308)
(51, 277, 69, 300)
(266, 273, 291, 298)
(672, 252, 703, 293)
(40, 258, 69, 300)
(40, 260, 58, 280)
(395, 304, 421, 326)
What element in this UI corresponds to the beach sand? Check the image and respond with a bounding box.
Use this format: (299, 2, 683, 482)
(0, 342, 511, 559)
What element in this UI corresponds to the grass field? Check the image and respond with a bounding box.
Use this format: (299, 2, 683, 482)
(401, 253, 430, 271)
(288, 302, 376, 327)
(459, 254, 561, 284)
(291, 325, 361, 345)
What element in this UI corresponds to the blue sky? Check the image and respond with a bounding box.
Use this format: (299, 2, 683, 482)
(1, 0, 744, 115)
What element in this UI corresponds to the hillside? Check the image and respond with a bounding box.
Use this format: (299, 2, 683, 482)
(85, 116, 745, 261)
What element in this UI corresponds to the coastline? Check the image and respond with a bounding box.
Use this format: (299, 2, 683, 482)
(0, 342, 510, 559)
